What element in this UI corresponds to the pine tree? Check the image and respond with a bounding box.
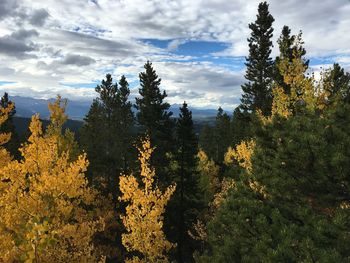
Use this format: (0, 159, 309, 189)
(135, 61, 174, 186)
(230, 107, 251, 146)
(198, 125, 216, 161)
(323, 63, 350, 105)
(240, 1, 275, 116)
(197, 106, 350, 262)
(167, 102, 202, 263)
(81, 74, 134, 199)
(214, 107, 231, 164)
(0, 92, 20, 158)
(118, 75, 135, 172)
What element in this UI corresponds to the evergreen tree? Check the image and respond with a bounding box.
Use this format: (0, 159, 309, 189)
(169, 102, 202, 263)
(0, 92, 19, 158)
(240, 1, 275, 116)
(197, 107, 350, 262)
(214, 107, 231, 164)
(198, 125, 216, 161)
(135, 61, 174, 185)
(323, 63, 350, 105)
(80, 74, 134, 199)
(118, 75, 135, 172)
(230, 107, 251, 146)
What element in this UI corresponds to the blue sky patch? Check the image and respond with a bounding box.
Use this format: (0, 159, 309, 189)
(60, 82, 99, 89)
(0, 81, 16, 86)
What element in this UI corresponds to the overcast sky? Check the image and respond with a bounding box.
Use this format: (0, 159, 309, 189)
(0, 0, 349, 110)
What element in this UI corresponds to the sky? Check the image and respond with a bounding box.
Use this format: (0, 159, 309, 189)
(0, 0, 349, 110)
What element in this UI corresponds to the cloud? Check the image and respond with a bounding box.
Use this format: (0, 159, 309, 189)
(0, 0, 349, 110)
(0, 0, 18, 19)
(61, 54, 95, 66)
(0, 29, 39, 58)
(29, 8, 49, 26)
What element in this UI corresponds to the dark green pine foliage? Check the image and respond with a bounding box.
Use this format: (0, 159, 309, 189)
(240, 1, 275, 116)
(198, 125, 216, 161)
(230, 107, 252, 146)
(323, 63, 350, 105)
(81, 74, 134, 199)
(117, 75, 135, 172)
(169, 102, 203, 263)
(197, 106, 350, 262)
(135, 61, 174, 185)
(214, 107, 231, 164)
(0, 92, 20, 158)
(274, 26, 309, 94)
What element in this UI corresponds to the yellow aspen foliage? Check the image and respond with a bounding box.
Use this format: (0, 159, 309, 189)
(224, 140, 256, 173)
(271, 86, 293, 118)
(211, 178, 236, 209)
(0, 103, 14, 167)
(119, 138, 176, 263)
(0, 99, 105, 262)
(46, 95, 80, 159)
(197, 149, 220, 203)
(273, 32, 318, 117)
(224, 140, 266, 197)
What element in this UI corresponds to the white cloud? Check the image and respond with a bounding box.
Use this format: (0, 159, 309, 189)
(0, 0, 349, 110)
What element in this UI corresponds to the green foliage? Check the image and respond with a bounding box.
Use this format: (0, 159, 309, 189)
(199, 108, 232, 164)
(135, 61, 174, 186)
(81, 73, 134, 198)
(167, 102, 203, 263)
(230, 107, 252, 146)
(322, 63, 350, 106)
(215, 107, 231, 164)
(274, 26, 309, 95)
(240, 1, 275, 116)
(197, 106, 350, 262)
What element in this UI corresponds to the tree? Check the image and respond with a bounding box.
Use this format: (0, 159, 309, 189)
(197, 106, 350, 262)
(135, 61, 174, 186)
(274, 28, 309, 95)
(199, 125, 216, 161)
(322, 63, 350, 106)
(230, 107, 252, 146)
(118, 75, 135, 172)
(0, 101, 14, 168)
(214, 107, 231, 164)
(167, 102, 203, 263)
(0, 92, 20, 158)
(81, 74, 134, 200)
(271, 33, 316, 117)
(119, 138, 176, 263)
(0, 98, 107, 262)
(197, 150, 220, 205)
(240, 1, 275, 116)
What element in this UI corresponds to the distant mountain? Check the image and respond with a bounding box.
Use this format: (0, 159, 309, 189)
(10, 96, 91, 120)
(9, 96, 230, 120)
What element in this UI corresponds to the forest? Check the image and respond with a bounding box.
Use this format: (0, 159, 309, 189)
(1, 1, 350, 262)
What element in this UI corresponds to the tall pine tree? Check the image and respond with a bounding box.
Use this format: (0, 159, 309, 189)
(240, 1, 275, 116)
(168, 102, 202, 263)
(323, 63, 350, 105)
(81, 74, 134, 200)
(135, 61, 174, 186)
